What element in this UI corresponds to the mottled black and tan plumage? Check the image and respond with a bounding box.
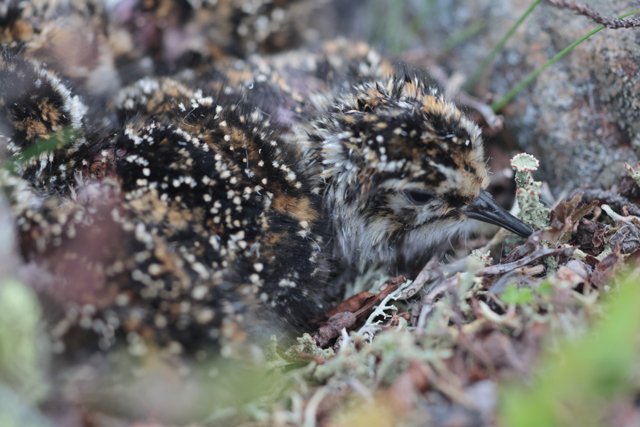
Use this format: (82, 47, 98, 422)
(2, 57, 340, 358)
(0, 0, 331, 97)
(0, 5, 531, 361)
(0, 54, 89, 194)
(309, 77, 491, 270)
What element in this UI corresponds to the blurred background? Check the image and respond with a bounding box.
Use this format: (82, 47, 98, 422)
(3, 0, 640, 426)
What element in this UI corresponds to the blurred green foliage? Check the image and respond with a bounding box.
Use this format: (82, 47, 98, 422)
(440, 21, 486, 54)
(0, 279, 50, 427)
(500, 272, 640, 426)
(0, 279, 47, 402)
(365, 0, 436, 53)
(501, 284, 534, 305)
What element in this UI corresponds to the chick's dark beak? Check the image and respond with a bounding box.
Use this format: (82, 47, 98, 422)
(463, 190, 533, 238)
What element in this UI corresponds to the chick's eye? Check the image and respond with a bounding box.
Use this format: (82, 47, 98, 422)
(404, 190, 434, 205)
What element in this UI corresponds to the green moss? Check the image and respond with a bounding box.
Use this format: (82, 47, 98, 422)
(501, 283, 534, 305)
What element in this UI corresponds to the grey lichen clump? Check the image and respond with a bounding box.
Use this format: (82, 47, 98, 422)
(469, 249, 493, 268)
(624, 162, 640, 188)
(511, 153, 550, 230)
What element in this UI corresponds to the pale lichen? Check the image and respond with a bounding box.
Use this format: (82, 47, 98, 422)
(544, 256, 558, 275)
(284, 333, 335, 360)
(511, 153, 550, 230)
(470, 249, 493, 268)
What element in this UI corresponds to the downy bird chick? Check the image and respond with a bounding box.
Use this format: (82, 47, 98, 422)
(310, 76, 531, 272)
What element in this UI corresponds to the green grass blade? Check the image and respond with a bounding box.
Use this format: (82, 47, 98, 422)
(2, 127, 79, 175)
(440, 21, 487, 54)
(465, 0, 542, 91)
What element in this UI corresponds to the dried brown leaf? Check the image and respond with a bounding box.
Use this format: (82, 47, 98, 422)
(313, 276, 406, 347)
(542, 193, 597, 245)
(352, 275, 406, 317)
(589, 242, 623, 288)
(326, 292, 376, 318)
(581, 189, 640, 216)
(574, 218, 607, 255)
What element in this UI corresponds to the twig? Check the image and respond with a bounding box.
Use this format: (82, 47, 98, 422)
(545, 0, 640, 28)
(426, 361, 477, 407)
(302, 386, 327, 427)
(401, 251, 444, 299)
(350, 276, 414, 339)
(488, 264, 546, 294)
(501, 229, 542, 264)
(346, 378, 374, 402)
(478, 247, 575, 275)
(601, 204, 640, 228)
(416, 275, 458, 332)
